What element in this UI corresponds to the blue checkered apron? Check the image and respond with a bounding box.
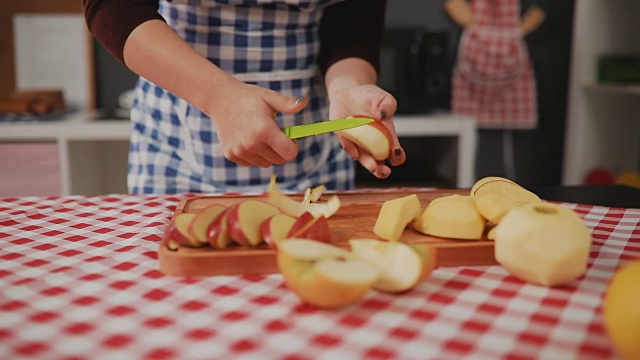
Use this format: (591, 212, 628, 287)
(129, 0, 353, 194)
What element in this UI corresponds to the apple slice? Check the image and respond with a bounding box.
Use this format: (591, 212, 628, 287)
(207, 208, 233, 249)
(260, 213, 297, 250)
(474, 192, 516, 224)
(494, 202, 592, 286)
(277, 239, 380, 308)
(162, 213, 200, 250)
(286, 215, 331, 243)
(336, 120, 393, 161)
(349, 239, 435, 293)
(373, 194, 422, 242)
(189, 204, 227, 245)
(412, 194, 486, 240)
(286, 211, 315, 236)
(227, 200, 281, 247)
(470, 176, 541, 206)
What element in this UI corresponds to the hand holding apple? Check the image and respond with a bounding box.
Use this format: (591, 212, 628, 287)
(325, 80, 405, 178)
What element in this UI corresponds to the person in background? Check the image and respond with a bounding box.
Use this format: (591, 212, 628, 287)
(82, 0, 406, 194)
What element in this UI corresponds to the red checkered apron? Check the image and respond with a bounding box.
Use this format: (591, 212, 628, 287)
(451, 0, 537, 129)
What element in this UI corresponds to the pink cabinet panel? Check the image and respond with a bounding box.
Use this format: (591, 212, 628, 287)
(0, 142, 61, 196)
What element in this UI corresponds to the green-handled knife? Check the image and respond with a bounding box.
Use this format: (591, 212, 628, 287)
(283, 117, 375, 139)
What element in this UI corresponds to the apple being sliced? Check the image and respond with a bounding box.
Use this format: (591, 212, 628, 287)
(412, 194, 486, 240)
(162, 213, 200, 250)
(373, 194, 422, 242)
(286, 214, 331, 243)
(207, 208, 233, 249)
(189, 204, 227, 245)
(336, 120, 393, 161)
(260, 213, 297, 250)
(349, 239, 435, 293)
(277, 239, 380, 308)
(227, 200, 281, 247)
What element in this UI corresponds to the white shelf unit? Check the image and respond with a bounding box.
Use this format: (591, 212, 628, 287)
(0, 112, 476, 195)
(0, 111, 130, 196)
(562, 0, 640, 185)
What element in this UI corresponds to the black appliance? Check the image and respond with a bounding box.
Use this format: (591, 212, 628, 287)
(378, 26, 453, 114)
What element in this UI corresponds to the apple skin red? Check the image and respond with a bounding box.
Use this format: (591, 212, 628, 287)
(189, 204, 226, 245)
(261, 213, 297, 250)
(162, 213, 199, 249)
(226, 200, 281, 247)
(287, 215, 331, 244)
(207, 208, 233, 249)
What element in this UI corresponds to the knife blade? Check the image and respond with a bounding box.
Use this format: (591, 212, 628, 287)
(283, 117, 375, 139)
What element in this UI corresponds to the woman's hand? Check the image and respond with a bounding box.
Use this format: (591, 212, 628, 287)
(329, 83, 406, 179)
(205, 77, 307, 167)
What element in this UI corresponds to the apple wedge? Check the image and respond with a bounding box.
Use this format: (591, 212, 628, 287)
(373, 194, 422, 242)
(286, 214, 331, 244)
(336, 120, 393, 161)
(260, 213, 297, 250)
(493, 202, 592, 286)
(189, 204, 227, 245)
(277, 239, 380, 308)
(470, 176, 541, 206)
(473, 192, 516, 224)
(413, 194, 486, 240)
(349, 239, 435, 293)
(207, 208, 234, 249)
(162, 213, 200, 250)
(227, 200, 281, 247)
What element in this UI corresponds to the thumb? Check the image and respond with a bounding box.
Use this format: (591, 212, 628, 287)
(264, 93, 309, 115)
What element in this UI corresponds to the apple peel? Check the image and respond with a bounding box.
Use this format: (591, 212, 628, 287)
(268, 176, 340, 218)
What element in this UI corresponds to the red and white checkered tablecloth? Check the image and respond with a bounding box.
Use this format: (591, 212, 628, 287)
(1, 192, 638, 360)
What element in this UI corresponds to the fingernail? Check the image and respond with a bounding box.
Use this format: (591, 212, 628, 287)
(381, 110, 387, 120)
(394, 148, 402, 156)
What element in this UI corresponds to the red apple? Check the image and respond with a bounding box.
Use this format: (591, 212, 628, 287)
(336, 120, 393, 161)
(207, 208, 233, 249)
(227, 200, 282, 246)
(260, 213, 297, 250)
(189, 204, 227, 245)
(287, 215, 331, 243)
(162, 213, 200, 250)
(286, 211, 315, 236)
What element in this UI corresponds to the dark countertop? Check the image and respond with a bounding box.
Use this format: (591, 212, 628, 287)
(530, 185, 640, 208)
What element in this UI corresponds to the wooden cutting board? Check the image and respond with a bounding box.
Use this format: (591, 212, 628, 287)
(158, 189, 497, 277)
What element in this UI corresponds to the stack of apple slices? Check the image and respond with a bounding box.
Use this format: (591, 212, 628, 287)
(162, 200, 334, 252)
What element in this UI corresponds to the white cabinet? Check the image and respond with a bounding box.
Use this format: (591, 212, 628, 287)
(0, 112, 130, 196)
(562, 0, 640, 185)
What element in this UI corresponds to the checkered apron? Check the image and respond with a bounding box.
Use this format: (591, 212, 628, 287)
(129, 0, 353, 194)
(451, 0, 537, 129)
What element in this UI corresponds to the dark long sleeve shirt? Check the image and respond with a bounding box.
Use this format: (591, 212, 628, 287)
(82, 0, 386, 76)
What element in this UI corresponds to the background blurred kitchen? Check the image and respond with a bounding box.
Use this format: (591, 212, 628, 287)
(1, 0, 639, 195)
